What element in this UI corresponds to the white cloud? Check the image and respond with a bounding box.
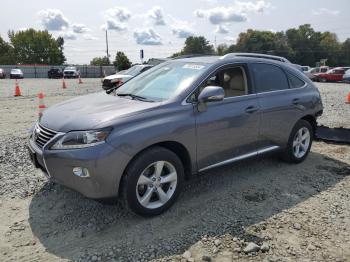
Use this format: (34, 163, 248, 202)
(38, 9, 70, 31)
(312, 8, 340, 16)
(105, 7, 131, 22)
(194, 1, 270, 24)
(83, 34, 98, 40)
(72, 23, 89, 33)
(59, 31, 77, 40)
(102, 6, 131, 32)
(148, 6, 166, 26)
(215, 25, 229, 34)
(101, 18, 127, 32)
(172, 24, 195, 38)
(133, 28, 162, 45)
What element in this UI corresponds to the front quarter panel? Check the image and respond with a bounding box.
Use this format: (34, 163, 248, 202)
(105, 103, 197, 175)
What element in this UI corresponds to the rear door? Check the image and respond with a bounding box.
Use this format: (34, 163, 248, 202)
(331, 69, 345, 81)
(250, 63, 307, 148)
(194, 64, 260, 170)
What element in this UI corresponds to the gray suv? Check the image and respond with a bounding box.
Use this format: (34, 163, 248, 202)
(28, 54, 323, 216)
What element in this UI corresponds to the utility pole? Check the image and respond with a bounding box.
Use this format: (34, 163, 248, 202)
(105, 30, 109, 59)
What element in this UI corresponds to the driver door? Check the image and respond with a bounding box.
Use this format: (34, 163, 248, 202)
(194, 64, 260, 171)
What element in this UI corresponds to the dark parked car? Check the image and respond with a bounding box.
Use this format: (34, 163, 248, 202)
(28, 53, 323, 216)
(0, 68, 6, 79)
(48, 68, 63, 79)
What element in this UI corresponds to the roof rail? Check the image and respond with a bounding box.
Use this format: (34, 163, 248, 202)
(171, 54, 215, 60)
(221, 53, 291, 63)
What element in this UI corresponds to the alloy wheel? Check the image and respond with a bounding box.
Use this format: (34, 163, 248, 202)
(136, 161, 178, 209)
(293, 127, 311, 158)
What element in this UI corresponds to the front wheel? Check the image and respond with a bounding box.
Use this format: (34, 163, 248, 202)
(121, 147, 184, 216)
(281, 120, 313, 163)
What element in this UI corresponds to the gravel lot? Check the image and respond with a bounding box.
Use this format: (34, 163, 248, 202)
(0, 79, 349, 262)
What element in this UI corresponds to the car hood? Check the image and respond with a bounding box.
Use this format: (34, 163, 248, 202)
(40, 92, 162, 132)
(105, 74, 133, 80)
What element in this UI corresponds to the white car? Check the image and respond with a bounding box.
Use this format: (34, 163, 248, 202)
(63, 66, 80, 78)
(343, 69, 350, 83)
(10, 69, 24, 79)
(102, 65, 153, 90)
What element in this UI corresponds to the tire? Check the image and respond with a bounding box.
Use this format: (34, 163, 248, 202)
(319, 78, 327, 83)
(281, 119, 313, 164)
(121, 147, 184, 216)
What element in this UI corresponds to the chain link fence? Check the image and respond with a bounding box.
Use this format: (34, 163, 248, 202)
(0, 65, 116, 78)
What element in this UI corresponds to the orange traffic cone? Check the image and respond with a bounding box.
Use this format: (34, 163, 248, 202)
(38, 93, 46, 117)
(78, 75, 83, 84)
(62, 78, 67, 89)
(346, 91, 350, 104)
(14, 79, 22, 96)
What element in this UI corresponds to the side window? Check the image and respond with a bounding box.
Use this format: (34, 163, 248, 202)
(200, 67, 248, 98)
(251, 63, 289, 93)
(287, 73, 305, 89)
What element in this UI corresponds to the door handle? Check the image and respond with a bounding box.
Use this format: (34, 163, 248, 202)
(292, 98, 300, 105)
(245, 106, 258, 114)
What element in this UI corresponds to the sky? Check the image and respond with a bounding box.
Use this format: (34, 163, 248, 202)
(1, 0, 349, 64)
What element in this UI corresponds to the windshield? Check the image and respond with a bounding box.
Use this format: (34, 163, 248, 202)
(116, 62, 209, 102)
(11, 69, 21, 73)
(65, 67, 76, 71)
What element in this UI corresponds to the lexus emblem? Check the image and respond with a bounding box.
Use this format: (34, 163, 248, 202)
(33, 126, 40, 140)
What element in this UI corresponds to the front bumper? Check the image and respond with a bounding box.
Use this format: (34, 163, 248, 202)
(27, 138, 130, 199)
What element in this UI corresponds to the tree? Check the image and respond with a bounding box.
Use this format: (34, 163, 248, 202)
(113, 51, 131, 71)
(90, 56, 110, 66)
(0, 35, 15, 64)
(8, 28, 66, 64)
(172, 36, 214, 57)
(216, 43, 229, 56)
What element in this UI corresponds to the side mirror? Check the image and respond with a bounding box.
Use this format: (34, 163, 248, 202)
(198, 85, 225, 103)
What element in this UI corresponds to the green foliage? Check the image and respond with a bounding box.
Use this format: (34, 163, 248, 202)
(215, 24, 350, 66)
(113, 51, 132, 71)
(0, 35, 15, 64)
(90, 56, 111, 66)
(172, 36, 215, 57)
(7, 29, 66, 64)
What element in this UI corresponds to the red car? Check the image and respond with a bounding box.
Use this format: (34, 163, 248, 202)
(314, 67, 346, 82)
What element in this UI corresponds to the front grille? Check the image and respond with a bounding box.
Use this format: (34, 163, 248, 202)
(33, 123, 58, 149)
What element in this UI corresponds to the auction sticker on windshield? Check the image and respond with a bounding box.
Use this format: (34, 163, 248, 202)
(183, 64, 205, 70)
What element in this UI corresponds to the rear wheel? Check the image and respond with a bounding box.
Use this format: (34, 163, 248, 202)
(319, 77, 327, 83)
(281, 120, 313, 163)
(121, 147, 184, 216)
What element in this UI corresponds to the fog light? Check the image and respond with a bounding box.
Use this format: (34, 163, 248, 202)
(73, 167, 90, 178)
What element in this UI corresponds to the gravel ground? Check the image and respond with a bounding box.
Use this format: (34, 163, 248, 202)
(0, 79, 349, 262)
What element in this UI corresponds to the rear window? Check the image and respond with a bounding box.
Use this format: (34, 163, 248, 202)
(287, 73, 305, 89)
(251, 63, 289, 93)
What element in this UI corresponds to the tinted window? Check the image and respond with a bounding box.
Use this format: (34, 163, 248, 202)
(334, 69, 345, 74)
(251, 63, 289, 93)
(287, 73, 305, 89)
(198, 67, 247, 98)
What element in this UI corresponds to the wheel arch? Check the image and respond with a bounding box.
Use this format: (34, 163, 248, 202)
(301, 114, 317, 135)
(118, 140, 193, 196)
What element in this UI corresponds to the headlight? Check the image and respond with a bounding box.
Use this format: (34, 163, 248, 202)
(51, 129, 111, 150)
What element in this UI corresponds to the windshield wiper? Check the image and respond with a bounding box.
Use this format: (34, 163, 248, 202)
(116, 93, 154, 102)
